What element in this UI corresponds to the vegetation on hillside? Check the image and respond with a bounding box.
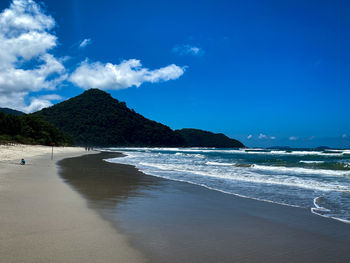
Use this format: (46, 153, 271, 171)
(2, 89, 244, 148)
(0, 112, 72, 146)
(176, 128, 245, 148)
(36, 89, 185, 147)
(0, 107, 24, 116)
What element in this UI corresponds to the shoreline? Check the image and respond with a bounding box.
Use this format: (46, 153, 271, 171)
(0, 145, 145, 263)
(104, 152, 350, 225)
(59, 152, 350, 263)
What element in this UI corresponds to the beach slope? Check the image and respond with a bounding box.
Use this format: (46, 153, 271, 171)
(0, 145, 144, 263)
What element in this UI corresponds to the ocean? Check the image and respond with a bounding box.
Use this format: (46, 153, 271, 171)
(104, 147, 350, 223)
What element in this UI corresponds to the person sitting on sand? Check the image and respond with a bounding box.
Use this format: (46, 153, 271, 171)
(20, 159, 25, 165)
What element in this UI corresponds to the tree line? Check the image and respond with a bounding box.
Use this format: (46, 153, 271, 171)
(0, 111, 72, 146)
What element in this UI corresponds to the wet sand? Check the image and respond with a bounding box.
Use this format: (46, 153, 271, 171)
(59, 152, 350, 263)
(0, 148, 144, 263)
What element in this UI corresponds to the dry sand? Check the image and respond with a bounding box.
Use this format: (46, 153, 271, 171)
(0, 145, 145, 263)
(0, 144, 84, 162)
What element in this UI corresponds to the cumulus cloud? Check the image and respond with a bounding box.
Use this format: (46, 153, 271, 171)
(0, 0, 55, 34)
(247, 134, 252, 139)
(289, 136, 299, 141)
(258, 133, 267, 139)
(258, 133, 276, 140)
(0, 92, 62, 113)
(38, 94, 62, 101)
(0, 0, 66, 112)
(0, 0, 186, 112)
(79, 38, 91, 48)
(24, 94, 62, 112)
(172, 44, 204, 56)
(69, 59, 185, 90)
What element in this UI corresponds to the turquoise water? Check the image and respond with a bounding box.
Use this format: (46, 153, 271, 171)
(104, 148, 350, 223)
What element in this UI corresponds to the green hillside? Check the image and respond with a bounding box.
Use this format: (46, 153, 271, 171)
(0, 112, 72, 146)
(34, 89, 244, 148)
(35, 89, 185, 147)
(0, 107, 24, 116)
(176, 128, 245, 148)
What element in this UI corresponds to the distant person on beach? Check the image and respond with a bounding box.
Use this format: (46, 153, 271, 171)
(20, 159, 25, 165)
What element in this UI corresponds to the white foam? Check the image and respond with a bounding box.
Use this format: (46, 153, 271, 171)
(106, 159, 350, 193)
(312, 196, 330, 212)
(299, 160, 325, 164)
(107, 147, 348, 157)
(206, 161, 234, 166)
(251, 164, 350, 177)
(311, 196, 350, 224)
(146, 173, 303, 209)
(103, 147, 350, 224)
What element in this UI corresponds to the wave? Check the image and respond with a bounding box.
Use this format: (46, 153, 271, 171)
(312, 196, 330, 212)
(251, 164, 350, 176)
(105, 153, 350, 224)
(311, 196, 350, 224)
(206, 161, 234, 166)
(299, 160, 325, 164)
(175, 152, 205, 158)
(105, 147, 349, 157)
(106, 159, 350, 193)
(137, 172, 304, 209)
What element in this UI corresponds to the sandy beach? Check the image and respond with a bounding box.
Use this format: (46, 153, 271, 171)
(59, 152, 350, 263)
(0, 145, 144, 263)
(2, 146, 350, 263)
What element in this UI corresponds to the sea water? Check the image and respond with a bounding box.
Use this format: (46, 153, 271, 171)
(104, 147, 350, 223)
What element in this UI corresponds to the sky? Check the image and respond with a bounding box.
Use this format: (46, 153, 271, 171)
(0, 0, 349, 148)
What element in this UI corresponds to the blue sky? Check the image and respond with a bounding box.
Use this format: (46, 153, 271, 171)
(0, 0, 349, 148)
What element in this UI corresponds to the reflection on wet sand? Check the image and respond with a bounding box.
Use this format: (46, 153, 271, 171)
(58, 152, 350, 263)
(58, 152, 164, 210)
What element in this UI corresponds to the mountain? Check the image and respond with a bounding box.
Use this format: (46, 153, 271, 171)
(35, 89, 185, 147)
(35, 89, 244, 148)
(0, 107, 24, 116)
(176, 128, 245, 148)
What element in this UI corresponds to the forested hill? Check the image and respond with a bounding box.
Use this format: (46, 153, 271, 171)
(176, 128, 245, 148)
(35, 89, 185, 147)
(0, 107, 24, 116)
(0, 112, 72, 146)
(34, 89, 245, 148)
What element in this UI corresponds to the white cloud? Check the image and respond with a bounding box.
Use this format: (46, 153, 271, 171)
(247, 134, 252, 139)
(70, 59, 185, 90)
(0, 0, 66, 112)
(0, 0, 55, 34)
(79, 38, 91, 48)
(0, 0, 186, 112)
(289, 136, 299, 141)
(342, 134, 347, 139)
(172, 44, 204, 56)
(38, 94, 62, 101)
(258, 133, 276, 140)
(24, 94, 61, 113)
(0, 92, 61, 113)
(258, 133, 267, 139)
